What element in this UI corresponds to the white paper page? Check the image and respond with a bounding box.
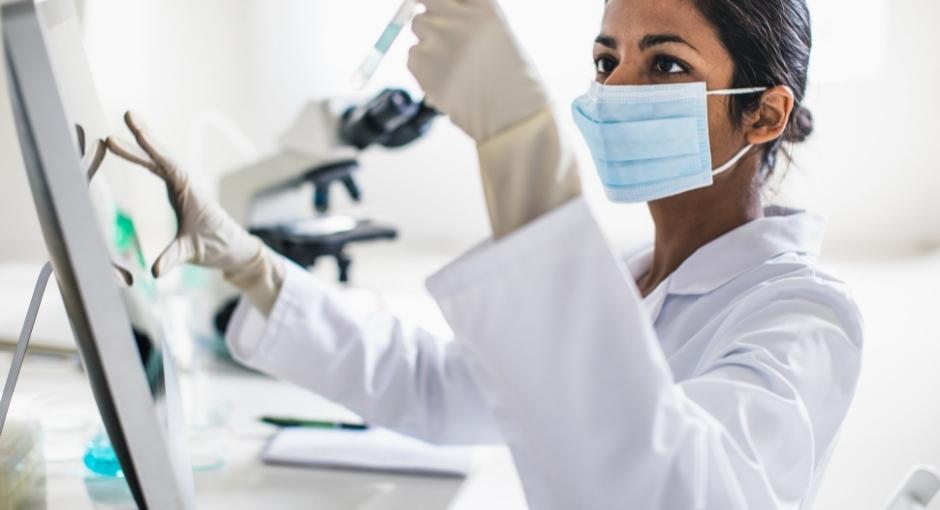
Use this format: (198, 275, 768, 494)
(263, 427, 476, 479)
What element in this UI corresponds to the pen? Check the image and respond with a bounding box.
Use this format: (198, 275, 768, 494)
(261, 416, 369, 431)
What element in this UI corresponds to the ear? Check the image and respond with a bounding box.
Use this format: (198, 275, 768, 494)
(743, 85, 795, 145)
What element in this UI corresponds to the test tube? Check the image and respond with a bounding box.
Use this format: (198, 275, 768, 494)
(351, 0, 419, 90)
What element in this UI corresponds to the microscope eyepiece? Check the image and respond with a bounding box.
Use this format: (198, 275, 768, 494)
(339, 88, 438, 150)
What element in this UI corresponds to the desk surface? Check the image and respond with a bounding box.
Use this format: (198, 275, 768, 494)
(3, 244, 528, 509)
(7, 353, 526, 510)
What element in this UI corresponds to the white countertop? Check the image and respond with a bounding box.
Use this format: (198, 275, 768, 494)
(2, 243, 528, 509)
(4, 349, 526, 510)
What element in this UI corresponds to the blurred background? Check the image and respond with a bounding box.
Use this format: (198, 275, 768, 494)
(1, 0, 939, 508)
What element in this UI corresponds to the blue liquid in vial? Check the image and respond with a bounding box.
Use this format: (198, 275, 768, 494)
(83, 432, 124, 478)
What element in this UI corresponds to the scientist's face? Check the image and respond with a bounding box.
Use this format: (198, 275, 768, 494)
(594, 0, 749, 193)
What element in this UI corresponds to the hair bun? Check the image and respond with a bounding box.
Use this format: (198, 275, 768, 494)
(787, 105, 814, 143)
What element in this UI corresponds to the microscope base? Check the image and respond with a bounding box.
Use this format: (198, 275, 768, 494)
(252, 220, 398, 283)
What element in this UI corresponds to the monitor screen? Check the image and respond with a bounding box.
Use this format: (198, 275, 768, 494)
(34, 0, 172, 439)
(3, 0, 194, 507)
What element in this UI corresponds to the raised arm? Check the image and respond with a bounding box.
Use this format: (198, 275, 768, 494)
(409, 0, 581, 239)
(426, 199, 863, 509)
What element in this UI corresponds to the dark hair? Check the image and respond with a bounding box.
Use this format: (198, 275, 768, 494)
(690, 0, 814, 181)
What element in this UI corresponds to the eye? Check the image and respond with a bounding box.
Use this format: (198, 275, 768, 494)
(652, 56, 689, 75)
(594, 55, 618, 75)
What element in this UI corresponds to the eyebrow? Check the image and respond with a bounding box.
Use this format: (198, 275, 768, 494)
(594, 33, 700, 53)
(594, 35, 617, 49)
(640, 33, 699, 52)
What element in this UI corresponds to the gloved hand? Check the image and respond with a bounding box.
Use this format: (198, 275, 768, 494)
(82, 137, 107, 183)
(107, 112, 285, 315)
(409, 0, 581, 239)
(408, 0, 549, 144)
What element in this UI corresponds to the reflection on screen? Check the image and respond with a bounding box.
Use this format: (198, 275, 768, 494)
(74, 122, 168, 423)
(25, 0, 174, 427)
(33, 2, 196, 497)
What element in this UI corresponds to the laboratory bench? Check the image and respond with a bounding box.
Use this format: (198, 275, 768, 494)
(2, 344, 526, 510)
(0, 244, 528, 509)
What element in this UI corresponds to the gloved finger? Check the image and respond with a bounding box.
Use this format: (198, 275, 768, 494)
(152, 237, 195, 278)
(111, 262, 134, 287)
(410, 11, 448, 42)
(407, 43, 447, 97)
(420, 0, 478, 17)
(418, 0, 463, 13)
(407, 44, 428, 83)
(76, 124, 87, 157)
(416, 0, 442, 12)
(84, 139, 108, 182)
(106, 136, 158, 171)
(411, 11, 430, 40)
(123, 111, 176, 172)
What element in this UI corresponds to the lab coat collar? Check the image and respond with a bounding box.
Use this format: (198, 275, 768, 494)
(627, 206, 826, 297)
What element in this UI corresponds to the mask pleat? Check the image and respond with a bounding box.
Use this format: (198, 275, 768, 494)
(571, 81, 764, 204)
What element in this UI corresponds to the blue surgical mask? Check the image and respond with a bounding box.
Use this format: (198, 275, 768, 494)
(572, 81, 767, 204)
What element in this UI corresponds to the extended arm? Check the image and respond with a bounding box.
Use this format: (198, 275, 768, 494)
(107, 112, 283, 314)
(226, 262, 501, 446)
(108, 112, 500, 445)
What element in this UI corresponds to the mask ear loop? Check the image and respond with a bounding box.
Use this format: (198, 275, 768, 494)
(706, 87, 768, 96)
(706, 86, 768, 176)
(712, 144, 755, 176)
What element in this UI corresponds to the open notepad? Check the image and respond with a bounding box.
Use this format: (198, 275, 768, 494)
(262, 427, 476, 479)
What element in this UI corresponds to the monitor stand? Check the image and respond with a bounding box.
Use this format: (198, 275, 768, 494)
(0, 262, 53, 436)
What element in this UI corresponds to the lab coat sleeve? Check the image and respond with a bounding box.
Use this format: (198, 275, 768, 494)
(225, 261, 501, 445)
(476, 107, 582, 239)
(426, 198, 863, 510)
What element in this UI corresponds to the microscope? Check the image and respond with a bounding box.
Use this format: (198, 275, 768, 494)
(220, 89, 437, 284)
(214, 89, 436, 334)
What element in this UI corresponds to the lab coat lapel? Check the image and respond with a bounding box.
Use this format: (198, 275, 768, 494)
(623, 206, 826, 323)
(622, 246, 670, 322)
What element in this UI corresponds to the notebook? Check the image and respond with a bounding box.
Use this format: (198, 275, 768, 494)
(261, 427, 475, 479)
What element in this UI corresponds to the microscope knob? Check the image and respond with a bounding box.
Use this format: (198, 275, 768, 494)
(342, 175, 362, 202)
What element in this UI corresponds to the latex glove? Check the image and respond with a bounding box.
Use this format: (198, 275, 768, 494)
(476, 111, 582, 239)
(408, 0, 549, 144)
(107, 112, 284, 315)
(81, 137, 107, 183)
(409, 0, 581, 238)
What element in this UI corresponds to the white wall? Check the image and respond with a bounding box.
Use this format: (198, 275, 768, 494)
(0, 0, 263, 263)
(783, 0, 940, 258)
(232, 0, 940, 258)
(0, 1, 46, 262)
(78, 0, 263, 261)
(812, 255, 940, 509)
(4, 0, 937, 263)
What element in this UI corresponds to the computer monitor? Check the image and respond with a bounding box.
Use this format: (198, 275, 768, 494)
(2, 0, 195, 508)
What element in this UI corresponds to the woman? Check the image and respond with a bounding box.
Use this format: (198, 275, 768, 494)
(108, 0, 863, 507)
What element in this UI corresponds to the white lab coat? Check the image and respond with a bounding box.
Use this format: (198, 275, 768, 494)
(227, 197, 863, 510)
